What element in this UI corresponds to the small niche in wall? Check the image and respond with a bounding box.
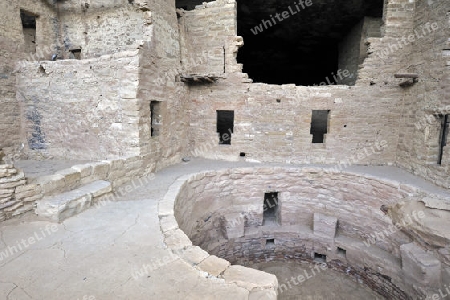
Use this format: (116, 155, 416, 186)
(438, 114, 449, 165)
(69, 49, 81, 60)
(337, 247, 347, 258)
(310, 110, 330, 144)
(265, 238, 275, 249)
(150, 101, 162, 137)
(263, 192, 279, 225)
(314, 253, 327, 263)
(20, 9, 37, 54)
(217, 110, 234, 145)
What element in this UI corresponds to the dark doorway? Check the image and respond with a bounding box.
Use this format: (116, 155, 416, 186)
(438, 114, 449, 165)
(217, 110, 234, 145)
(69, 49, 81, 60)
(314, 253, 327, 263)
(310, 110, 330, 143)
(263, 192, 279, 225)
(150, 101, 162, 137)
(20, 9, 37, 54)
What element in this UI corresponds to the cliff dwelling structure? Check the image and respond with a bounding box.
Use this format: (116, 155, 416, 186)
(0, 0, 449, 299)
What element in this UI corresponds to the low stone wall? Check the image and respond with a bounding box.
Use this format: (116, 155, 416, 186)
(0, 162, 40, 221)
(159, 175, 279, 299)
(172, 167, 450, 299)
(0, 155, 146, 223)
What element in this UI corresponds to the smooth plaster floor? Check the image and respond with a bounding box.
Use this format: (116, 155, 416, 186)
(1, 158, 448, 300)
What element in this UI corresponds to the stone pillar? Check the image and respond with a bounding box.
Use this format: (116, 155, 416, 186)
(313, 212, 338, 242)
(222, 213, 245, 239)
(400, 242, 442, 294)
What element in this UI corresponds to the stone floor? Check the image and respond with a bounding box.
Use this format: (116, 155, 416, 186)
(249, 261, 383, 300)
(1, 158, 449, 299)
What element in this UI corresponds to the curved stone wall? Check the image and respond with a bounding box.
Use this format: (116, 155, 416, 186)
(170, 167, 450, 299)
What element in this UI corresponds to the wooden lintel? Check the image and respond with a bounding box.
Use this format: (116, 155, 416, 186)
(180, 74, 220, 84)
(394, 73, 419, 79)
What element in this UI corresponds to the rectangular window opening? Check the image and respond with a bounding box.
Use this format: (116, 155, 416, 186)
(69, 49, 81, 60)
(438, 114, 449, 165)
(310, 110, 330, 144)
(263, 192, 279, 226)
(314, 253, 327, 263)
(150, 101, 162, 137)
(265, 238, 275, 249)
(20, 9, 37, 54)
(217, 110, 234, 145)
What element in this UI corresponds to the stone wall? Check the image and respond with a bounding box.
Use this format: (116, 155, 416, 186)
(179, 0, 240, 75)
(57, 1, 145, 59)
(187, 81, 401, 164)
(338, 19, 364, 86)
(337, 17, 383, 86)
(10, 0, 190, 170)
(16, 51, 142, 160)
(159, 170, 279, 300)
(181, 0, 415, 165)
(136, 0, 191, 171)
(0, 161, 39, 222)
(0, 153, 147, 222)
(395, 0, 450, 189)
(174, 167, 450, 299)
(0, 0, 58, 156)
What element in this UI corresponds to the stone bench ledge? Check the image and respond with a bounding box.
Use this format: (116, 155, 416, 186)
(36, 180, 112, 223)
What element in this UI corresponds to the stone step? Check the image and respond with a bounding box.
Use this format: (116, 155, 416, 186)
(36, 180, 112, 222)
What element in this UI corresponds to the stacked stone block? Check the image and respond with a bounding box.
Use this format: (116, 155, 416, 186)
(0, 158, 42, 221)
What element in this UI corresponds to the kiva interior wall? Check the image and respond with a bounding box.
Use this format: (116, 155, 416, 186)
(174, 167, 450, 299)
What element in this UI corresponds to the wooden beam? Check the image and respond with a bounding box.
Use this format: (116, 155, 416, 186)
(394, 73, 419, 79)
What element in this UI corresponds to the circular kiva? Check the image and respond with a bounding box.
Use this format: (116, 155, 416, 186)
(159, 166, 450, 300)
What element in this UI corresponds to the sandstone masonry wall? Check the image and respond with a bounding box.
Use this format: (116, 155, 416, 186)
(179, 0, 237, 75)
(174, 167, 450, 299)
(57, 1, 145, 59)
(0, 162, 38, 222)
(396, 0, 450, 189)
(182, 0, 415, 165)
(11, 0, 191, 170)
(0, 0, 58, 156)
(16, 51, 141, 160)
(137, 0, 191, 171)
